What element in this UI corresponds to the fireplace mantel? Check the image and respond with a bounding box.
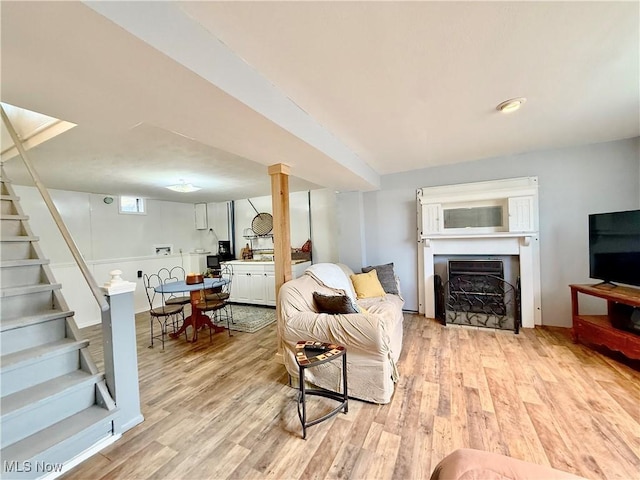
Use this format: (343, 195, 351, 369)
(421, 232, 535, 247)
(417, 178, 542, 328)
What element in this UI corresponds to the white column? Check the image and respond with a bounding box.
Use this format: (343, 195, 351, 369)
(518, 235, 542, 327)
(422, 239, 436, 318)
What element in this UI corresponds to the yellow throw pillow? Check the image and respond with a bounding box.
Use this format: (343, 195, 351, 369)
(350, 270, 386, 299)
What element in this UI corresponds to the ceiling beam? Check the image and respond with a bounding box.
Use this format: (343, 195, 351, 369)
(83, 1, 380, 191)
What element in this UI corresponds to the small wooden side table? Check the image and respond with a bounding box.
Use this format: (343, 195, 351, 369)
(294, 341, 348, 439)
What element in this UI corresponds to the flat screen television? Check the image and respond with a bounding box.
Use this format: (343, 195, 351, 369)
(589, 209, 640, 287)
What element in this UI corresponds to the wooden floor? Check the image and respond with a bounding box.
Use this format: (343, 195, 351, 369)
(63, 311, 640, 480)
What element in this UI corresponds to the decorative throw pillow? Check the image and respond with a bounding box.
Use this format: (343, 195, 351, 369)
(313, 292, 358, 315)
(362, 262, 398, 295)
(350, 270, 386, 299)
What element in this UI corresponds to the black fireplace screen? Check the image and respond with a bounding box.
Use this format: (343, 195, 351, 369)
(435, 260, 521, 333)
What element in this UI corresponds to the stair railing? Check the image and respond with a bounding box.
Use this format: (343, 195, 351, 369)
(1, 105, 109, 312)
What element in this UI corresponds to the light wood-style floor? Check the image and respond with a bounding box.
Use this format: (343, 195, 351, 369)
(64, 310, 640, 480)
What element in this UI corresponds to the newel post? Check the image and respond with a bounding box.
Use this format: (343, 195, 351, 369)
(100, 270, 144, 434)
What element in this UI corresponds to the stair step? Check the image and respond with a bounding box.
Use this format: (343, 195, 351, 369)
(1, 288, 64, 320)
(0, 214, 28, 221)
(0, 260, 50, 289)
(0, 200, 18, 216)
(0, 310, 74, 333)
(0, 241, 36, 261)
(0, 235, 39, 242)
(0, 405, 117, 474)
(1, 263, 47, 289)
(0, 283, 61, 298)
(1, 315, 68, 356)
(2, 371, 103, 419)
(1, 338, 89, 374)
(1, 339, 90, 396)
(1, 371, 104, 448)
(0, 259, 49, 268)
(1, 219, 28, 236)
(0, 194, 19, 201)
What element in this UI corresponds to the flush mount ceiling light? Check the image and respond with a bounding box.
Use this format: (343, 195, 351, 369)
(496, 97, 527, 113)
(166, 180, 201, 193)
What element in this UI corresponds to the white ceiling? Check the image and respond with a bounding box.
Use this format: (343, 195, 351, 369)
(1, 1, 638, 203)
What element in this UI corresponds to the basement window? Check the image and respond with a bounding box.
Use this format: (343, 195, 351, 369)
(119, 196, 146, 215)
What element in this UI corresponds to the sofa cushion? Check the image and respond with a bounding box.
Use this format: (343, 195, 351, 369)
(362, 262, 399, 295)
(305, 263, 361, 312)
(350, 270, 386, 299)
(430, 448, 587, 480)
(312, 292, 358, 315)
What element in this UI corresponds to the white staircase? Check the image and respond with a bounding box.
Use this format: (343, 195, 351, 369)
(0, 175, 118, 479)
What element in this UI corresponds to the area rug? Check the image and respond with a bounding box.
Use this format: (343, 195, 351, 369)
(212, 304, 276, 333)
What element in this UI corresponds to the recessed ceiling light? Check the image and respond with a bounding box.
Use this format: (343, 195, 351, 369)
(496, 97, 527, 113)
(166, 180, 201, 193)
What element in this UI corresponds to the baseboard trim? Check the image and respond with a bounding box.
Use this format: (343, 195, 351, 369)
(40, 434, 121, 480)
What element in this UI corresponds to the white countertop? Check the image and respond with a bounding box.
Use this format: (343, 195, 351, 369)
(224, 259, 310, 265)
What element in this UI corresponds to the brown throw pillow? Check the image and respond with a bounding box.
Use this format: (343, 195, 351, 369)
(313, 292, 358, 315)
(362, 262, 398, 295)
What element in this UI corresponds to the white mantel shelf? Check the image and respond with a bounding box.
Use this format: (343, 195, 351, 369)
(421, 232, 537, 240)
(421, 232, 538, 247)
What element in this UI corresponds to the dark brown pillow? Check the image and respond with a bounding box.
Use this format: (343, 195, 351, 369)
(313, 292, 358, 315)
(362, 262, 398, 295)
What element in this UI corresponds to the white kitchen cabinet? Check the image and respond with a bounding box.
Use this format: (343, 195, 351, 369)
(231, 267, 252, 303)
(248, 272, 267, 304)
(194, 203, 208, 230)
(229, 264, 268, 305)
(265, 271, 276, 305)
(226, 260, 310, 306)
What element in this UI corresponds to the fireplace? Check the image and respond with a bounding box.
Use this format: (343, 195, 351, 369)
(435, 259, 521, 332)
(448, 259, 506, 315)
(417, 177, 541, 328)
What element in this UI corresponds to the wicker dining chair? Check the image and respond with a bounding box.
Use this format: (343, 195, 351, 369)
(164, 266, 191, 307)
(196, 272, 233, 338)
(204, 263, 233, 303)
(143, 273, 185, 349)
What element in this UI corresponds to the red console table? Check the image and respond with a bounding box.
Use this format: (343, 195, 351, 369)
(570, 284, 640, 360)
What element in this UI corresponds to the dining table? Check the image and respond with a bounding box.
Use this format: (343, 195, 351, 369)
(155, 277, 229, 342)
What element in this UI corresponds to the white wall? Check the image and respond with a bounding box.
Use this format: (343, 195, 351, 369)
(18, 187, 208, 261)
(337, 191, 367, 268)
(310, 188, 339, 263)
(338, 137, 640, 327)
(15, 186, 211, 327)
(16, 185, 339, 327)
(198, 201, 231, 254)
(233, 190, 328, 259)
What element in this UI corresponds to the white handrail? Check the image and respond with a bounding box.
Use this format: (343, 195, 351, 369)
(1, 105, 109, 312)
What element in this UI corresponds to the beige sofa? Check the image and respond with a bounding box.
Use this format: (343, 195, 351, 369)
(430, 449, 587, 480)
(278, 263, 404, 404)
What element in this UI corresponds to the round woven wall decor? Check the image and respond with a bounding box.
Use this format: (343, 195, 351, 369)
(251, 212, 273, 235)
